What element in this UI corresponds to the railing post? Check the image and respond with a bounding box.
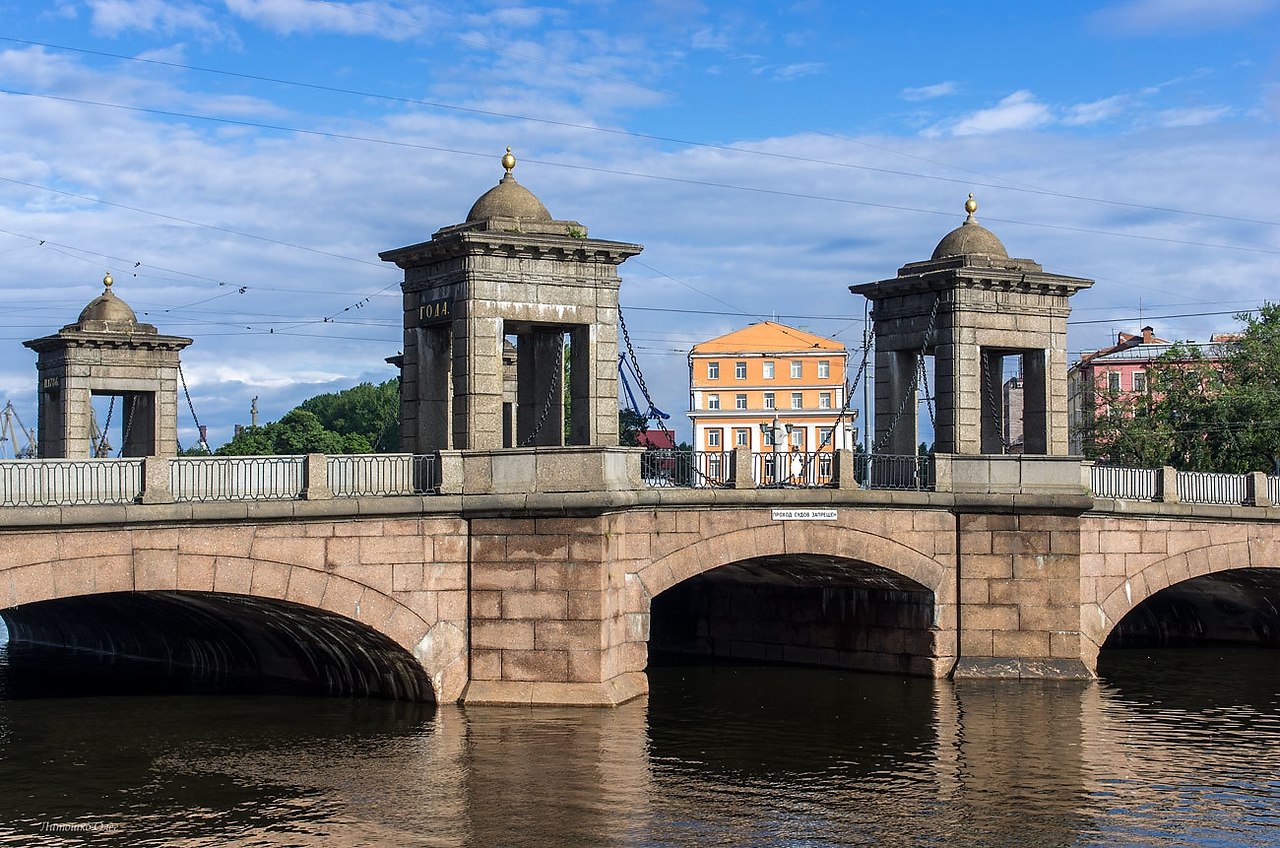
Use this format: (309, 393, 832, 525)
(731, 446, 753, 489)
(930, 453, 953, 493)
(140, 455, 174, 505)
(302, 453, 333, 500)
(1079, 460, 1094, 495)
(436, 450, 463, 495)
(1158, 466, 1180, 504)
(1251, 471, 1271, 507)
(833, 449, 857, 490)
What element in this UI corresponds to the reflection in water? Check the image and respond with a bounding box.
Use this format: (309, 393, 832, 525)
(0, 651, 1274, 846)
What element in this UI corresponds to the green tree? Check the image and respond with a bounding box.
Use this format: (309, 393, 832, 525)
(216, 409, 371, 456)
(1085, 304, 1280, 472)
(299, 379, 400, 452)
(619, 409, 648, 446)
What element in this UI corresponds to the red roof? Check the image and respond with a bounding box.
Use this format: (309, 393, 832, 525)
(637, 430, 675, 449)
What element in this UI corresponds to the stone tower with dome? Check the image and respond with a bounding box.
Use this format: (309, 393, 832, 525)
(24, 273, 193, 458)
(380, 149, 642, 467)
(851, 196, 1093, 457)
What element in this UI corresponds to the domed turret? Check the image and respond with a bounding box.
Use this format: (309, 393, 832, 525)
(75, 273, 146, 333)
(931, 194, 1009, 260)
(465, 147, 552, 223)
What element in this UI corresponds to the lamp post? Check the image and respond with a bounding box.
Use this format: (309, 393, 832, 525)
(759, 416, 792, 485)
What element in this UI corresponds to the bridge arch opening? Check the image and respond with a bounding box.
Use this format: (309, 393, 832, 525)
(1100, 568, 1280, 652)
(649, 554, 942, 677)
(0, 592, 434, 701)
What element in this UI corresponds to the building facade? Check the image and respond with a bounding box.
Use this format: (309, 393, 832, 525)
(1067, 326, 1236, 454)
(687, 322, 853, 480)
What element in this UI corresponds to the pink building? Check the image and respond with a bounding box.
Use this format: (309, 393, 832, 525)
(1067, 326, 1236, 454)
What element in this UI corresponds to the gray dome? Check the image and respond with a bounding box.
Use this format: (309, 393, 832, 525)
(466, 173, 552, 223)
(931, 194, 1008, 260)
(76, 274, 140, 331)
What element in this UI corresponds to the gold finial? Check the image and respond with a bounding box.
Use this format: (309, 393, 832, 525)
(501, 146, 516, 175)
(103, 272, 113, 290)
(964, 193, 977, 221)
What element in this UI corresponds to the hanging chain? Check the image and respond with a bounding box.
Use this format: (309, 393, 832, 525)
(813, 322, 875, 453)
(918, 354, 936, 432)
(178, 363, 211, 455)
(619, 307, 676, 447)
(982, 350, 1013, 453)
(94, 397, 116, 458)
(873, 293, 942, 454)
(117, 399, 136, 458)
(519, 337, 564, 447)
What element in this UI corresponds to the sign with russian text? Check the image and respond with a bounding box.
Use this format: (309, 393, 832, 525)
(417, 297, 453, 325)
(771, 508, 838, 521)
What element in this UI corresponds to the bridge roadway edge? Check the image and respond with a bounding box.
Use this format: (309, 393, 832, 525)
(3, 491, 1280, 704)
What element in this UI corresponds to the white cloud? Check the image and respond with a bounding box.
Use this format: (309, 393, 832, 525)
(223, 0, 427, 38)
(1091, 0, 1279, 34)
(944, 90, 1052, 136)
(901, 81, 958, 102)
(772, 62, 826, 82)
(1064, 95, 1130, 126)
(85, 0, 227, 38)
(1156, 104, 1232, 126)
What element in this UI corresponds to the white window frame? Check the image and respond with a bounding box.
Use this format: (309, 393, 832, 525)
(819, 392, 832, 410)
(706, 429, 721, 448)
(735, 361, 747, 379)
(791, 392, 803, 409)
(818, 360, 830, 379)
(734, 428, 749, 447)
(735, 393, 748, 410)
(764, 392, 775, 410)
(707, 393, 720, 410)
(1133, 370, 1147, 392)
(1107, 371, 1120, 392)
(790, 360, 802, 379)
(762, 361, 775, 379)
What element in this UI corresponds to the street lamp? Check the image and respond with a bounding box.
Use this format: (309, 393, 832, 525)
(759, 416, 793, 485)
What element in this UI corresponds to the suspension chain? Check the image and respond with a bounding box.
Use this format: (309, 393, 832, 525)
(178, 363, 211, 454)
(117, 399, 136, 458)
(96, 395, 116, 457)
(813, 322, 875, 453)
(982, 350, 1013, 453)
(519, 337, 564, 447)
(873, 293, 942, 454)
(619, 307, 676, 447)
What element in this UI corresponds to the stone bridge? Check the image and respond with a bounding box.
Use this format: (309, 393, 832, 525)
(3, 453, 1278, 705)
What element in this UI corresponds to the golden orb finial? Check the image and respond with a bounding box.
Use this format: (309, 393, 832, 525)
(964, 193, 978, 221)
(103, 272, 113, 290)
(501, 146, 516, 175)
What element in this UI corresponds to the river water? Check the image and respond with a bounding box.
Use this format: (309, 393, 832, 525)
(0, 648, 1276, 847)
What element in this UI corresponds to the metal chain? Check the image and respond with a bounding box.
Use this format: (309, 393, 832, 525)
(619, 307, 677, 448)
(96, 395, 116, 457)
(873, 293, 942, 454)
(918, 354, 936, 431)
(813, 323, 875, 453)
(519, 337, 564, 447)
(117, 399, 136, 458)
(982, 350, 1013, 453)
(178, 363, 212, 455)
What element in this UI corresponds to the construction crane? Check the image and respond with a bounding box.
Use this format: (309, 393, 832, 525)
(0, 401, 36, 458)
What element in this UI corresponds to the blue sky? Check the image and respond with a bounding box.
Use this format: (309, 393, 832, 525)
(0, 0, 1277, 450)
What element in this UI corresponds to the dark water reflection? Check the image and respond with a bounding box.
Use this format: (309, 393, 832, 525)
(0, 650, 1276, 846)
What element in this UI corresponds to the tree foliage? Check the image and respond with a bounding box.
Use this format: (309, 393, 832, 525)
(1084, 304, 1280, 472)
(214, 379, 399, 456)
(619, 409, 648, 447)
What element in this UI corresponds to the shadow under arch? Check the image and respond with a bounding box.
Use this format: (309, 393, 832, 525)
(0, 591, 434, 701)
(648, 550, 946, 678)
(1090, 538, 1280, 654)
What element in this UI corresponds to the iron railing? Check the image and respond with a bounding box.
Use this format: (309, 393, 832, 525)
(640, 449, 733, 488)
(1271, 475, 1280, 507)
(855, 453, 932, 491)
(1176, 470, 1250, 506)
(327, 453, 437, 497)
(171, 455, 307, 502)
(753, 451, 837, 488)
(0, 458, 143, 507)
(1091, 465, 1160, 501)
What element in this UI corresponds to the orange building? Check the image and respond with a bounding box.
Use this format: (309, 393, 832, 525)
(687, 322, 854, 480)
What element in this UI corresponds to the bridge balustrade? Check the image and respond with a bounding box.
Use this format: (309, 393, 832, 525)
(1090, 465, 1161, 501)
(171, 456, 307, 502)
(0, 458, 143, 507)
(640, 449, 733, 488)
(1176, 470, 1251, 506)
(1271, 475, 1280, 507)
(326, 454, 438, 497)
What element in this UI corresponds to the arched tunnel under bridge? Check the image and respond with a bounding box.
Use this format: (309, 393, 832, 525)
(649, 554, 944, 677)
(1101, 567, 1280, 652)
(0, 592, 434, 701)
